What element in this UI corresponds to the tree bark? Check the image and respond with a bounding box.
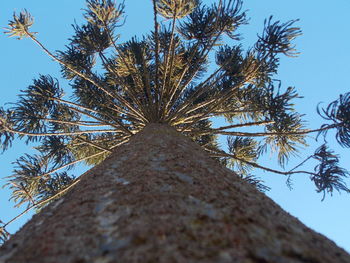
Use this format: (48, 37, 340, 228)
(0, 123, 349, 263)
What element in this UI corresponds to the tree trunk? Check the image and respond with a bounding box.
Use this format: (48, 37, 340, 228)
(0, 123, 349, 263)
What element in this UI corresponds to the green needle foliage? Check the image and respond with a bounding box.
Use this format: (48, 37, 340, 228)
(311, 144, 349, 201)
(4, 9, 36, 39)
(0, 222, 10, 245)
(1, 0, 350, 241)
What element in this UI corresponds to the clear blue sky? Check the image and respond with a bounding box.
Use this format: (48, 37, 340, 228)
(1, 0, 350, 252)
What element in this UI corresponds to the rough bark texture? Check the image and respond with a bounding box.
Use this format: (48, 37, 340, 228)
(0, 124, 349, 263)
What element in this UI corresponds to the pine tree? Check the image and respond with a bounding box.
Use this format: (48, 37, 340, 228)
(1, 123, 350, 262)
(1, 0, 350, 260)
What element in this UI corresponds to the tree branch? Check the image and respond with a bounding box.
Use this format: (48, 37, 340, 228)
(3, 178, 81, 229)
(211, 151, 316, 177)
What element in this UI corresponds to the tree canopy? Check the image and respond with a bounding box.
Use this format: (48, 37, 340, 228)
(1, 0, 350, 244)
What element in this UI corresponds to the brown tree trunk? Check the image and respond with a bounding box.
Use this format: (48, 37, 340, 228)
(0, 123, 349, 262)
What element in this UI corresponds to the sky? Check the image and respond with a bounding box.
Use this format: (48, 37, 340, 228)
(1, 0, 350, 252)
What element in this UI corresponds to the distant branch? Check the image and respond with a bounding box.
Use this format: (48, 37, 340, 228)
(6, 127, 119, 137)
(51, 98, 134, 136)
(190, 124, 338, 137)
(3, 178, 81, 229)
(152, 0, 161, 108)
(25, 31, 122, 103)
(211, 151, 315, 177)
